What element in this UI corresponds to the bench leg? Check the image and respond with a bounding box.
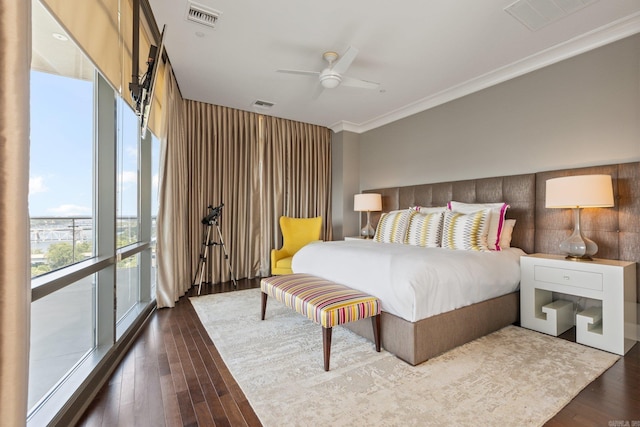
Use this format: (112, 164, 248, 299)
(322, 326, 332, 371)
(261, 292, 268, 320)
(372, 314, 381, 352)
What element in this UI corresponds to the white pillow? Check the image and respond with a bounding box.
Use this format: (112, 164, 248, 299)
(374, 210, 411, 244)
(441, 209, 491, 251)
(448, 201, 510, 251)
(405, 211, 444, 247)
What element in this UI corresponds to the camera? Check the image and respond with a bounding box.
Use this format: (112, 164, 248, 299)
(201, 203, 224, 224)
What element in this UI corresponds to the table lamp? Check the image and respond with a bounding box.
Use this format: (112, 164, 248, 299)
(354, 193, 382, 239)
(545, 174, 614, 260)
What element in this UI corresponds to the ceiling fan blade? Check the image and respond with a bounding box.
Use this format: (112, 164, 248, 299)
(311, 83, 325, 100)
(341, 75, 380, 90)
(332, 46, 358, 75)
(276, 69, 320, 76)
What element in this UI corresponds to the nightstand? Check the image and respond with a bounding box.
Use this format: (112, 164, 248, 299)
(520, 253, 637, 355)
(344, 236, 367, 241)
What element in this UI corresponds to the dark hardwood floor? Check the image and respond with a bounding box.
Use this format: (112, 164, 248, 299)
(78, 279, 640, 426)
(77, 279, 263, 427)
(546, 328, 640, 426)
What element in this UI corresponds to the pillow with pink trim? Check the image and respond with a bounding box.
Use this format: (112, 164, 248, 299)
(499, 219, 516, 249)
(447, 201, 510, 251)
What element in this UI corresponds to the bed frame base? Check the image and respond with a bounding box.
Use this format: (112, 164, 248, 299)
(343, 291, 520, 365)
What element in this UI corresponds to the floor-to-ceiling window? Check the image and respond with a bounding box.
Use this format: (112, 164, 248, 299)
(28, 0, 158, 423)
(28, 1, 97, 410)
(151, 133, 160, 297)
(116, 98, 141, 322)
(29, 53, 95, 279)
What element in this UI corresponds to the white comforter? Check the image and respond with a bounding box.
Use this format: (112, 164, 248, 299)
(291, 240, 525, 322)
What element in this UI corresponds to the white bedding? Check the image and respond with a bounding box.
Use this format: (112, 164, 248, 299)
(291, 240, 525, 322)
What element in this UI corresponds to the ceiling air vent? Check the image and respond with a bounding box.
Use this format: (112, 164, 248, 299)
(185, 2, 221, 29)
(505, 0, 598, 31)
(253, 100, 275, 109)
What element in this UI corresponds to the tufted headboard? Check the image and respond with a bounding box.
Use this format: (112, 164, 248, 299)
(365, 173, 536, 254)
(364, 161, 640, 302)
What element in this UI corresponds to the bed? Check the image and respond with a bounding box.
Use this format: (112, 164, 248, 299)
(290, 162, 640, 365)
(292, 240, 525, 323)
(293, 173, 537, 365)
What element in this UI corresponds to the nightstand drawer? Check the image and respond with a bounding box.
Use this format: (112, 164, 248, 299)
(533, 265, 603, 291)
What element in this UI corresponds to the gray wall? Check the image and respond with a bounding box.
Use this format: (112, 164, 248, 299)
(331, 33, 640, 240)
(358, 33, 640, 191)
(331, 131, 361, 238)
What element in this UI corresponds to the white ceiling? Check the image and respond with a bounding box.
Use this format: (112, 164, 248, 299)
(147, 0, 640, 133)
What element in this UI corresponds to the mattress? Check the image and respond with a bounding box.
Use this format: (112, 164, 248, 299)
(291, 240, 525, 322)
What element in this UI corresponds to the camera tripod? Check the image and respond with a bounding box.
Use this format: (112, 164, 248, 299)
(193, 207, 237, 295)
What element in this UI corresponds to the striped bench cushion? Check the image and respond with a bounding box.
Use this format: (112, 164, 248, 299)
(261, 274, 381, 328)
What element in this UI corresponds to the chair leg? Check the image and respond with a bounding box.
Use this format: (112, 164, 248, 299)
(372, 314, 381, 352)
(322, 326, 332, 371)
(261, 292, 268, 320)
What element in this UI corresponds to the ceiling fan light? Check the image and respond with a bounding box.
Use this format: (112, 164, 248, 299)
(321, 78, 341, 89)
(320, 74, 341, 89)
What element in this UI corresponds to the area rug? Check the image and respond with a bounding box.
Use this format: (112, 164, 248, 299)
(191, 288, 619, 427)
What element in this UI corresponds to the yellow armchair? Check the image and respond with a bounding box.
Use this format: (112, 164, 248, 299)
(271, 216, 322, 275)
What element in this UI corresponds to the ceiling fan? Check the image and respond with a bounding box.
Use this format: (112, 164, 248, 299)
(277, 46, 380, 94)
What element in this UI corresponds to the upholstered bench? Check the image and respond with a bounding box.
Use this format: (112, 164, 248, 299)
(260, 273, 381, 371)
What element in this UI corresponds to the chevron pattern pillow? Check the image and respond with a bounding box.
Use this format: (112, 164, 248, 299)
(448, 201, 510, 250)
(441, 209, 491, 251)
(374, 210, 411, 243)
(405, 211, 444, 247)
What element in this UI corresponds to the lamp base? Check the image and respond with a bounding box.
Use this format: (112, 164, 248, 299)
(360, 211, 375, 239)
(560, 208, 598, 261)
(360, 223, 375, 239)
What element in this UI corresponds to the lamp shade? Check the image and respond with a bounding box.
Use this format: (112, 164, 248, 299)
(354, 193, 382, 212)
(545, 175, 614, 208)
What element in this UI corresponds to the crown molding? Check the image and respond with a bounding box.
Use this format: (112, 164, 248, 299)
(329, 121, 361, 133)
(332, 12, 640, 135)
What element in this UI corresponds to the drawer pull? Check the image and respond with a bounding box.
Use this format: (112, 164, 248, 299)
(563, 275, 570, 281)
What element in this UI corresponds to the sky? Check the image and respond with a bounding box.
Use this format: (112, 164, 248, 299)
(29, 70, 159, 218)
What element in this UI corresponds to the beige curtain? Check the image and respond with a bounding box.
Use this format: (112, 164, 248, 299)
(156, 96, 332, 304)
(261, 116, 332, 271)
(156, 64, 190, 308)
(184, 102, 262, 284)
(0, 0, 32, 424)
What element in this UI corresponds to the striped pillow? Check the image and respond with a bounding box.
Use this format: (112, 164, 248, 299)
(448, 201, 510, 251)
(441, 209, 491, 251)
(374, 210, 411, 243)
(405, 211, 444, 247)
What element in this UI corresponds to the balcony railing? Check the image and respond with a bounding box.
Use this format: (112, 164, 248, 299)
(30, 216, 155, 278)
